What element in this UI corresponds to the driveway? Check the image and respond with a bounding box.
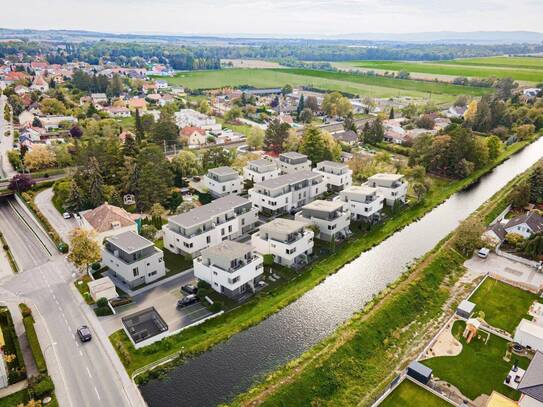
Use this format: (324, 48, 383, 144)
(34, 187, 77, 242)
(465, 253, 543, 291)
(100, 271, 213, 336)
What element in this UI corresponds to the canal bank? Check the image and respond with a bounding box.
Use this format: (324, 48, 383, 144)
(138, 137, 543, 407)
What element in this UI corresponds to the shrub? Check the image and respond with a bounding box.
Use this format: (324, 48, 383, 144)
(58, 242, 69, 253)
(95, 306, 113, 317)
(505, 232, 524, 247)
(197, 280, 211, 290)
(22, 315, 47, 374)
(210, 302, 222, 313)
(91, 262, 101, 271)
(19, 303, 32, 318)
(29, 374, 54, 399)
(96, 297, 109, 308)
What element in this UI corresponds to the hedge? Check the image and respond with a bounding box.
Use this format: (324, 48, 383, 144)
(22, 314, 47, 374)
(0, 307, 26, 384)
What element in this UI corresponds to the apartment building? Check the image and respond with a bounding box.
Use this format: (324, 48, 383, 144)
(313, 160, 353, 192)
(249, 170, 325, 216)
(163, 195, 258, 257)
(174, 108, 222, 131)
(364, 173, 408, 206)
(193, 240, 264, 298)
(278, 152, 312, 174)
(204, 166, 243, 198)
(295, 200, 350, 242)
(243, 158, 280, 183)
(340, 185, 385, 221)
(102, 231, 165, 288)
(252, 218, 314, 267)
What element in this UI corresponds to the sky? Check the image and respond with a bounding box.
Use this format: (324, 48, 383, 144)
(3, 0, 543, 36)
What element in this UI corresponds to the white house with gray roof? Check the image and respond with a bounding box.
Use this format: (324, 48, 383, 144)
(163, 195, 258, 257)
(193, 240, 264, 298)
(248, 170, 325, 216)
(278, 152, 311, 174)
(313, 160, 352, 192)
(252, 218, 314, 267)
(243, 158, 280, 183)
(204, 166, 243, 198)
(102, 231, 165, 288)
(517, 351, 543, 406)
(340, 185, 385, 221)
(295, 200, 350, 242)
(363, 173, 408, 206)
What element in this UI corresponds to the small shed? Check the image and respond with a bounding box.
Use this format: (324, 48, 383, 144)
(88, 277, 118, 302)
(407, 361, 432, 384)
(456, 300, 476, 319)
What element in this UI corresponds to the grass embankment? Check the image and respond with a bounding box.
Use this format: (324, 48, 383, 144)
(0, 230, 18, 273)
(231, 147, 537, 406)
(110, 137, 535, 378)
(424, 321, 529, 401)
(468, 278, 540, 333)
(380, 379, 452, 407)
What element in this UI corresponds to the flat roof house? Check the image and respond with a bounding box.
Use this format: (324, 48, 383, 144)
(243, 158, 280, 184)
(295, 200, 350, 242)
(340, 185, 384, 222)
(248, 170, 325, 216)
(80, 202, 138, 243)
(163, 195, 258, 257)
(252, 218, 314, 267)
(364, 173, 408, 206)
(194, 240, 264, 298)
(102, 231, 165, 289)
(203, 166, 243, 198)
(313, 160, 353, 192)
(278, 152, 311, 174)
(514, 319, 543, 353)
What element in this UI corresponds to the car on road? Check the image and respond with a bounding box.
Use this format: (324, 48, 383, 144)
(177, 294, 199, 308)
(77, 325, 92, 342)
(181, 284, 198, 295)
(63, 212, 72, 219)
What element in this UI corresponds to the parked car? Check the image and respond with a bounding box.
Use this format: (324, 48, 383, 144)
(76, 325, 92, 342)
(181, 284, 198, 295)
(177, 294, 198, 308)
(477, 247, 490, 259)
(63, 212, 72, 219)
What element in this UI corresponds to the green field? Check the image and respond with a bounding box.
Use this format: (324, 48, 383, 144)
(381, 379, 452, 407)
(163, 68, 490, 103)
(342, 57, 543, 83)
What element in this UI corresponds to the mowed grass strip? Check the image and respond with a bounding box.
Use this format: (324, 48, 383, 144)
(349, 60, 543, 83)
(468, 277, 540, 333)
(380, 379, 452, 407)
(440, 56, 543, 70)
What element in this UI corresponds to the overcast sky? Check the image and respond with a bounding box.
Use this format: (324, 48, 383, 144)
(3, 0, 543, 36)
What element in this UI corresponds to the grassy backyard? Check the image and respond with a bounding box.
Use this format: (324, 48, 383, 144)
(154, 239, 192, 275)
(423, 321, 530, 401)
(468, 278, 540, 334)
(381, 379, 452, 407)
(0, 389, 27, 407)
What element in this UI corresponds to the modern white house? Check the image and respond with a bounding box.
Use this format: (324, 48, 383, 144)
(102, 231, 165, 289)
(278, 152, 312, 174)
(294, 200, 350, 242)
(193, 240, 264, 298)
(252, 218, 314, 267)
(163, 195, 258, 257)
(313, 160, 353, 192)
(204, 166, 243, 198)
(174, 109, 221, 132)
(249, 170, 326, 216)
(340, 185, 385, 222)
(243, 158, 280, 183)
(364, 173, 408, 206)
(514, 318, 543, 353)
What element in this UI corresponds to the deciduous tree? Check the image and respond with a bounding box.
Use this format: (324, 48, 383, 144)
(68, 228, 101, 273)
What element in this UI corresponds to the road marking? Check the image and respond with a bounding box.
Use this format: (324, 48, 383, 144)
(94, 387, 101, 401)
(72, 333, 75, 341)
(79, 350, 83, 357)
(86, 367, 92, 378)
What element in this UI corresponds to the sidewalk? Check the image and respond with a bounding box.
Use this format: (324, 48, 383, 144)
(0, 379, 27, 399)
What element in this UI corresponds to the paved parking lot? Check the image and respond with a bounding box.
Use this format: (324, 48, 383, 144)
(100, 272, 213, 335)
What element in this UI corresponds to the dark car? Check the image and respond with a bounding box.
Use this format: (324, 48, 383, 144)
(181, 284, 198, 295)
(77, 325, 92, 342)
(177, 294, 198, 308)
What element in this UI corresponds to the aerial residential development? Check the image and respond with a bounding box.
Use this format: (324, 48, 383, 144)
(0, 8, 543, 407)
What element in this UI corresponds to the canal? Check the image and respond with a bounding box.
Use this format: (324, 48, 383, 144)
(142, 138, 543, 407)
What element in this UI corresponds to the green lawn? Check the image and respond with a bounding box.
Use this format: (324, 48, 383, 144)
(438, 56, 543, 70)
(468, 278, 540, 334)
(0, 389, 27, 407)
(341, 59, 543, 83)
(155, 239, 192, 274)
(423, 321, 529, 401)
(381, 379, 452, 407)
(163, 68, 487, 103)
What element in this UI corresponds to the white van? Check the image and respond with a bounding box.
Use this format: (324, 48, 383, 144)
(477, 247, 490, 259)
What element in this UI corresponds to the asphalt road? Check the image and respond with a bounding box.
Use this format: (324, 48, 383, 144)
(0, 198, 144, 407)
(0, 95, 16, 179)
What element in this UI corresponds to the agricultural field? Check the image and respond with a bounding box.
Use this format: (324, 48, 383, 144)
(338, 56, 543, 83)
(163, 68, 490, 103)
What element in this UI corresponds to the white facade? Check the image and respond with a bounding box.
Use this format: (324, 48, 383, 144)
(364, 173, 408, 206)
(313, 160, 353, 192)
(340, 185, 384, 221)
(194, 240, 264, 298)
(243, 159, 280, 183)
(278, 152, 312, 174)
(175, 108, 222, 132)
(102, 231, 165, 289)
(249, 171, 325, 216)
(163, 195, 258, 257)
(514, 319, 543, 352)
(295, 200, 350, 242)
(203, 166, 243, 198)
(252, 218, 314, 267)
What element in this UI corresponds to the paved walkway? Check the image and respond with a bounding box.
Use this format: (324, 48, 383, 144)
(0, 379, 27, 398)
(34, 187, 77, 242)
